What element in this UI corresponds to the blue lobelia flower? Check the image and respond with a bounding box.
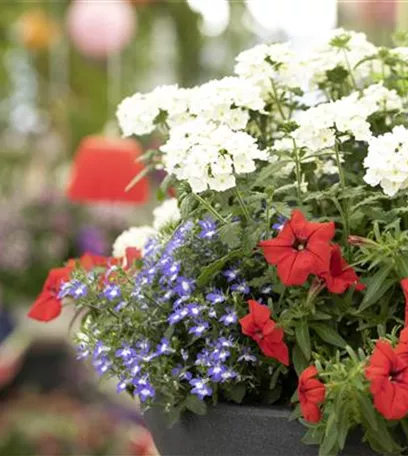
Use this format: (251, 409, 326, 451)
(223, 267, 240, 282)
(238, 347, 257, 363)
(156, 337, 174, 355)
(168, 306, 189, 325)
(208, 364, 227, 383)
(272, 216, 287, 231)
(174, 276, 196, 298)
(103, 284, 121, 301)
(189, 377, 213, 399)
(231, 281, 250, 295)
(219, 308, 238, 326)
(205, 289, 225, 304)
(198, 218, 217, 240)
(188, 321, 209, 337)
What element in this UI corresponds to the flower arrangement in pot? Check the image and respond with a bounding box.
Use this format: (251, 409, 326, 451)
(29, 29, 408, 455)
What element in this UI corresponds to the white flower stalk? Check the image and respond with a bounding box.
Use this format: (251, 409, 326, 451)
(153, 199, 181, 231)
(112, 226, 157, 258)
(364, 126, 408, 197)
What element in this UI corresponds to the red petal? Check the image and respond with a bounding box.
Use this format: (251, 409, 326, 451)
(276, 251, 315, 286)
(27, 292, 62, 322)
(43, 267, 72, 293)
(259, 337, 289, 365)
(239, 314, 256, 337)
(248, 299, 271, 326)
(300, 402, 322, 423)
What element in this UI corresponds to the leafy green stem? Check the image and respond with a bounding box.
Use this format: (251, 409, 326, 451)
(192, 193, 228, 224)
(235, 188, 251, 223)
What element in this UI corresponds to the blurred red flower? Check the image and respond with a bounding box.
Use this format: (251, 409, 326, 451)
(365, 340, 408, 420)
(298, 365, 325, 423)
(259, 210, 335, 286)
(66, 136, 150, 204)
(239, 299, 289, 365)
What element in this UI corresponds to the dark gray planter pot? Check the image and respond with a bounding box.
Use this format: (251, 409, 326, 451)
(144, 403, 377, 456)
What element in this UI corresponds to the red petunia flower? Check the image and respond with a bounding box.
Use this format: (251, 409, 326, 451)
(298, 365, 325, 423)
(27, 267, 72, 322)
(365, 340, 408, 420)
(400, 279, 408, 326)
(239, 300, 289, 365)
(259, 210, 335, 286)
(28, 253, 116, 322)
(320, 244, 365, 294)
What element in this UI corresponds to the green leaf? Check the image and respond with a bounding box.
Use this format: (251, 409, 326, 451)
(166, 405, 182, 427)
(358, 264, 394, 312)
(336, 403, 351, 450)
(295, 320, 311, 360)
(319, 420, 338, 456)
(185, 395, 207, 416)
(218, 223, 243, 249)
(241, 225, 264, 252)
(292, 344, 309, 376)
(311, 323, 346, 348)
(224, 384, 246, 404)
(197, 250, 241, 287)
(356, 391, 378, 432)
(180, 193, 198, 219)
(164, 325, 175, 340)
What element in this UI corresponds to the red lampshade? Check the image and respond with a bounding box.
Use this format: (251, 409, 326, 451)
(66, 135, 150, 204)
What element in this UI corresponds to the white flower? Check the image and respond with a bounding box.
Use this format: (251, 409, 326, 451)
(116, 93, 159, 137)
(160, 119, 266, 193)
(364, 126, 408, 196)
(112, 226, 157, 258)
(302, 29, 377, 89)
(153, 199, 181, 231)
(235, 42, 301, 95)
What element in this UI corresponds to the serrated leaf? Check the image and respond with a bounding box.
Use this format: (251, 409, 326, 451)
(295, 320, 311, 360)
(185, 395, 207, 415)
(218, 223, 243, 249)
(311, 323, 346, 348)
(180, 193, 198, 218)
(358, 264, 394, 312)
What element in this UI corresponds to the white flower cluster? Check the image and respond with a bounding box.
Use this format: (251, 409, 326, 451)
(117, 84, 190, 136)
(161, 119, 267, 193)
(304, 28, 378, 89)
(112, 226, 157, 258)
(364, 126, 408, 197)
(117, 77, 264, 137)
(275, 83, 402, 154)
(234, 42, 302, 95)
(152, 198, 181, 230)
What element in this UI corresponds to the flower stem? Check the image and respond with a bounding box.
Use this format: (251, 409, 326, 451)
(342, 50, 358, 91)
(271, 80, 286, 120)
(235, 188, 251, 223)
(193, 193, 228, 225)
(293, 140, 302, 203)
(334, 141, 350, 250)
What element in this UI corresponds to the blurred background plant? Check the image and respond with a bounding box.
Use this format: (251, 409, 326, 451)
(0, 0, 407, 453)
